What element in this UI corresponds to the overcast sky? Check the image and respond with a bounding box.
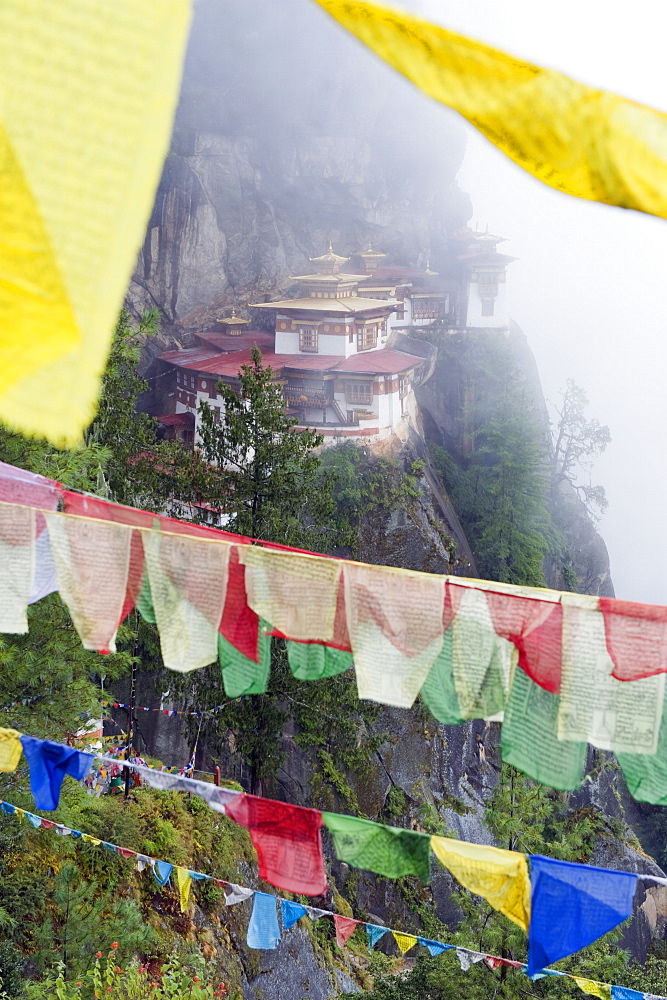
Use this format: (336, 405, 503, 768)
(390, 0, 667, 605)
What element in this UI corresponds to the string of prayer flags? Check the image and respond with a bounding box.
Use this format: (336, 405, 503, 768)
(334, 915, 361, 948)
(311, 0, 667, 222)
(0, 0, 192, 446)
(366, 924, 390, 950)
(238, 546, 341, 644)
(393, 931, 418, 954)
(20, 735, 92, 810)
(501, 668, 587, 791)
(280, 900, 308, 931)
(224, 794, 327, 896)
(247, 891, 281, 950)
(322, 812, 431, 883)
(527, 856, 637, 975)
(430, 836, 531, 930)
(142, 530, 231, 672)
(0, 729, 22, 772)
(344, 562, 445, 708)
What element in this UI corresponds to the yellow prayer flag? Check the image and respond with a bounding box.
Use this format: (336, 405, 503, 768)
(81, 834, 102, 846)
(392, 931, 418, 954)
(0, 729, 23, 772)
(313, 0, 667, 221)
(174, 867, 192, 912)
(0, 0, 191, 445)
(430, 836, 530, 931)
(571, 978, 612, 1000)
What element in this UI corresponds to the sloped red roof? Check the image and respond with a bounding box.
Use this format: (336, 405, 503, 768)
(195, 330, 275, 352)
(156, 412, 195, 427)
(161, 347, 423, 379)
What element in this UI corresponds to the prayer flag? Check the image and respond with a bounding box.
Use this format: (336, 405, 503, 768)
(0, 802, 15, 815)
(280, 899, 308, 930)
(20, 735, 92, 810)
(174, 867, 192, 912)
(393, 931, 418, 954)
(220, 548, 263, 662)
(558, 596, 665, 755)
(44, 512, 131, 653)
(142, 530, 231, 672)
(0, 729, 22, 772)
(153, 860, 173, 886)
(501, 668, 586, 791)
(218, 622, 271, 696)
(418, 937, 452, 956)
(225, 794, 327, 896)
(322, 812, 431, 883)
(617, 685, 667, 805)
(430, 836, 530, 930)
(312, 0, 667, 222)
(611, 988, 646, 1000)
(527, 855, 637, 975)
(367, 924, 390, 949)
(287, 640, 353, 681)
(484, 587, 562, 694)
(344, 563, 445, 708)
(456, 949, 485, 971)
(0, 0, 191, 445)
(224, 884, 254, 906)
(449, 586, 516, 719)
(247, 891, 280, 950)
(0, 503, 34, 634)
(334, 914, 361, 947)
(572, 979, 613, 1000)
(600, 598, 667, 682)
(419, 628, 464, 725)
(238, 546, 342, 643)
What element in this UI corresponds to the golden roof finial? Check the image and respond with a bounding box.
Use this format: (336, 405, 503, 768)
(327, 240, 334, 253)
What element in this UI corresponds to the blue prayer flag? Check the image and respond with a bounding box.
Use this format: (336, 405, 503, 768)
(26, 813, 42, 828)
(281, 899, 308, 931)
(612, 989, 646, 1000)
(366, 924, 389, 950)
(0, 802, 15, 815)
(528, 855, 637, 975)
(247, 891, 280, 950)
(189, 871, 210, 881)
(418, 937, 452, 956)
(20, 735, 93, 811)
(153, 861, 173, 886)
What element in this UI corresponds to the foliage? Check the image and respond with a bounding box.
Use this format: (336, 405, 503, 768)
(197, 347, 335, 544)
(429, 332, 552, 584)
(551, 379, 611, 520)
(23, 949, 229, 1000)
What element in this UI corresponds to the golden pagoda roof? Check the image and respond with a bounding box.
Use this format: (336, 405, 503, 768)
(216, 306, 250, 326)
(289, 272, 368, 284)
(309, 241, 349, 265)
(355, 243, 388, 259)
(251, 295, 398, 314)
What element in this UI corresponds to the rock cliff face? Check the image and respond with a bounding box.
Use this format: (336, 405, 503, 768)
(127, 0, 471, 328)
(123, 2, 665, 992)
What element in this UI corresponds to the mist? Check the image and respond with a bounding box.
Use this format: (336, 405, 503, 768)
(156, 0, 667, 604)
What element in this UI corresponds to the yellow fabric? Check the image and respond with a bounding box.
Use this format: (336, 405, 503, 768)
(174, 867, 192, 912)
(0, 502, 34, 635)
(430, 836, 530, 931)
(238, 547, 342, 643)
(392, 931, 418, 954)
(0, 0, 191, 445)
(314, 0, 667, 221)
(81, 834, 102, 845)
(142, 531, 231, 672)
(571, 978, 612, 1000)
(0, 729, 23, 772)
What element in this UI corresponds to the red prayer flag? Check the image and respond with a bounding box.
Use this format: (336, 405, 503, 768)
(224, 793, 327, 896)
(483, 588, 562, 694)
(333, 914, 361, 947)
(219, 548, 261, 662)
(600, 597, 667, 681)
(115, 847, 136, 858)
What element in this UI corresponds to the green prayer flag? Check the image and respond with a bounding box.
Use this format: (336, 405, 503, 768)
(420, 628, 464, 724)
(136, 571, 156, 624)
(617, 685, 667, 804)
(322, 812, 431, 883)
(501, 667, 586, 790)
(287, 641, 353, 680)
(218, 620, 271, 696)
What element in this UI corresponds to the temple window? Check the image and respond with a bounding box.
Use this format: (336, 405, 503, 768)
(299, 327, 319, 352)
(345, 381, 373, 404)
(481, 298, 495, 317)
(357, 324, 378, 351)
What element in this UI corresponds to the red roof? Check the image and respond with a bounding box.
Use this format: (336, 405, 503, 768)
(161, 347, 423, 379)
(195, 330, 275, 352)
(156, 412, 195, 427)
(160, 347, 219, 366)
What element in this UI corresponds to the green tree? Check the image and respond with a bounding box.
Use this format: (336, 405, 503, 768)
(551, 379, 611, 520)
(197, 347, 335, 544)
